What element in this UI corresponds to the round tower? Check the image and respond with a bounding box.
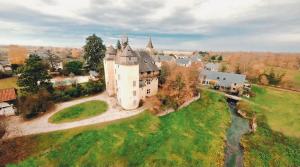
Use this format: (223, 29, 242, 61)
(115, 44, 140, 110)
(104, 45, 117, 96)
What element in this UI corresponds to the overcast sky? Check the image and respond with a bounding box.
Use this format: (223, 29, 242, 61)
(0, 0, 300, 52)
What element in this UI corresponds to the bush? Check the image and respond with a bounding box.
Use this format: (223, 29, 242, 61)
(18, 89, 54, 119)
(85, 80, 104, 94)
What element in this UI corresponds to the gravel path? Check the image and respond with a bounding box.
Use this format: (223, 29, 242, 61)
(4, 92, 145, 139)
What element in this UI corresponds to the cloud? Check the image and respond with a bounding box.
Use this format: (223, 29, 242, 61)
(0, 0, 299, 51)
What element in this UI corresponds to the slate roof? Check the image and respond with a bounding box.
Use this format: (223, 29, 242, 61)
(201, 70, 246, 87)
(158, 55, 175, 62)
(205, 63, 219, 70)
(190, 55, 201, 62)
(176, 58, 191, 65)
(137, 51, 159, 72)
(0, 88, 16, 102)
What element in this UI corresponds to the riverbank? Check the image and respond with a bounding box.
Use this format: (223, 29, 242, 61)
(224, 100, 250, 167)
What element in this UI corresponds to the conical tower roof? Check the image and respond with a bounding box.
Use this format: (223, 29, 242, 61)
(105, 45, 116, 60)
(146, 36, 154, 49)
(116, 44, 138, 65)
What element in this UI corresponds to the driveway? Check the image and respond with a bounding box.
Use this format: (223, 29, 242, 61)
(4, 92, 145, 139)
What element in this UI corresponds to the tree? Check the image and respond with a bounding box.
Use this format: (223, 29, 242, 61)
(17, 54, 52, 94)
(235, 64, 242, 74)
(158, 63, 170, 85)
(18, 89, 54, 119)
(220, 64, 227, 72)
(83, 34, 106, 71)
(64, 61, 83, 75)
(116, 40, 121, 50)
(46, 50, 61, 72)
(264, 68, 285, 85)
(217, 55, 223, 62)
(210, 55, 216, 61)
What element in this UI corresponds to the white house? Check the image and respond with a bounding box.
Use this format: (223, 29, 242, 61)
(104, 37, 159, 110)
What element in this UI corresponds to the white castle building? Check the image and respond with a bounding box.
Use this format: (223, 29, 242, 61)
(104, 36, 159, 110)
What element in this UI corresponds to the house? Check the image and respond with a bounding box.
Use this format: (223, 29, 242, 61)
(104, 36, 159, 110)
(89, 70, 99, 81)
(204, 63, 219, 71)
(176, 58, 191, 67)
(0, 88, 17, 116)
(200, 70, 246, 94)
(0, 61, 12, 72)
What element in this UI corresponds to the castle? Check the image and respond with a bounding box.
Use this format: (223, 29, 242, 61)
(104, 36, 159, 110)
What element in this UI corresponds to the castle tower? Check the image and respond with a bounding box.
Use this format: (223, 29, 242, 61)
(115, 44, 140, 110)
(104, 45, 117, 96)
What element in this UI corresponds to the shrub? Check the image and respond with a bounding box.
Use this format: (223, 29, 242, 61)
(85, 80, 105, 94)
(64, 61, 83, 75)
(18, 89, 54, 119)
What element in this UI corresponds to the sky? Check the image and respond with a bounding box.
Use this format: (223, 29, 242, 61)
(0, 0, 300, 52)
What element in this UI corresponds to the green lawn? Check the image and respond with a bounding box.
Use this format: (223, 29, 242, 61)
(0, 77, 17, 89)
(250, 85, 300, 138)
(49, 100, 108, 123)
(239, 85, 300, 167)
(6, 91, 230, 167)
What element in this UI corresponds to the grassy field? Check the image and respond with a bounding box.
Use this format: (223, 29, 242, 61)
(0, 77, 17, 89)
(240, 85, 300, 167)
(3, 91, 230, 166)
(250, 85, 300, 138)
(49, 100, 108, 123)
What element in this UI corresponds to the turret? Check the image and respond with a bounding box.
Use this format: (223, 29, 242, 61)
(115, 44, 140, 110)
(104, 45, 117, 96)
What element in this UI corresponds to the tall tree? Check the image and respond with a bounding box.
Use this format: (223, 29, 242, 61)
(116, 40, 121, 50)
(64, 61, 83, 75)
(17, 54, 52, 94)
(46, 50, 61, 71)
(83, 34, 106, 71)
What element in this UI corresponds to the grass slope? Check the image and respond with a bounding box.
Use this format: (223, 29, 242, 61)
(0, 77, 17, 89)
(6, 91, 230, 167)
(250, 85, 300, 137)
(49, 100, 108, 123)
(240, 86, 300, 167)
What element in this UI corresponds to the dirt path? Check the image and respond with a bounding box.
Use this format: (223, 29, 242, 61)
(4, 92, 145, 139)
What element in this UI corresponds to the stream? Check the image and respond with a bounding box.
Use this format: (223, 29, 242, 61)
(225, 99, 250, 167)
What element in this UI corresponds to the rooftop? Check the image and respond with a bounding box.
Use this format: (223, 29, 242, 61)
(201, 70, 246, 87)
(0, 88, 16, 102)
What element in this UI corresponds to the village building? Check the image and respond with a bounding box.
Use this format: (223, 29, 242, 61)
(204, 63, 219, 71)
(0, 61, 12, 72)
(0, 88, 17, 116)
(200, 70, 247, 94)
(176, 58, 191, 67)
(104, 37, 159, 110)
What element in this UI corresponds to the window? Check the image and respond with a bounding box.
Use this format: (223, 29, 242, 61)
(217, 77, 220, 80)
(133, 81, 136, 87)
(147, 89, 150, 94)
(133, 91, 136, 96)
(223, 77, 226, 80)
(234, 83, 237, 86)
(146, 79, 151, 85)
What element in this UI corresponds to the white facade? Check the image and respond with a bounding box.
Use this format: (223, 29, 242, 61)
(104, 38, 159, 110)
(115, 64, 140, 110)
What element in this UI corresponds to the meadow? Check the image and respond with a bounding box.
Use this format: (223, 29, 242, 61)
(2, 91, 230, 166)
(0, 77, 17, 89)
(240, 85, 300, 166)
(49, 100, 108, 123)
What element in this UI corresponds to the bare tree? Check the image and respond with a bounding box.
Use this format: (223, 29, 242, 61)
(46, 50, 61, 72)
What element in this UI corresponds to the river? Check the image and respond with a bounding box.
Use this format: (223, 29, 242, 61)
(225, 99, 250, 167)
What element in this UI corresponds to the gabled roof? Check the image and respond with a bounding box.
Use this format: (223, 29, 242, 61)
(137, 51, 159, 72)
(158, 55, 175, 62)
(205, 63, 219, 70)
(201, 70, 246, 87)
(0, 88, 16, 102)
(176, 58, 191, 65)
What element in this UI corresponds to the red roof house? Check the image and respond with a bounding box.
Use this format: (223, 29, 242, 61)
(0, 88, 17, 102)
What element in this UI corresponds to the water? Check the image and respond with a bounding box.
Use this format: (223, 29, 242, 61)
(225, 100, 250, 167)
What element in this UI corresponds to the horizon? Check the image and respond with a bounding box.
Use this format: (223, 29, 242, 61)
(0, 0, 300, 52)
